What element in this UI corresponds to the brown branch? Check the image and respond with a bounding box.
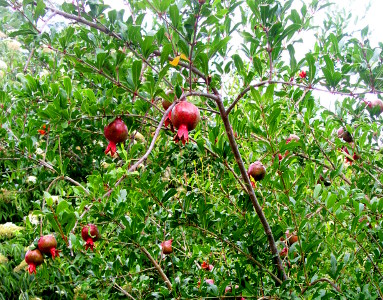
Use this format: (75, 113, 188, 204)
(23, 47, 35, 73)
(140, 246, 172, 291)
(213, 89, 287, 281)
(301, 278, 341, 295)
(102, 102, 177, 199)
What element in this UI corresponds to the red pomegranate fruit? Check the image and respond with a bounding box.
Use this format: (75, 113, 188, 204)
(285, 134, 300, 157)
(287, 234, 298, 246)
(38, 235, 60, 259)
(104, 118, 128, 156)
(286, 134, 300, 144)
(280, 247, 288, 258)
(337, 127, 353, 143)
(201, 261, 214, 271)
(247, 161, 266, 182)
(171, 101, 200, 145)
(161, 239, 173, 254)
(25, 249, 44, 274)
(365, 98, 383, 116)
(81, 224, 101, 251)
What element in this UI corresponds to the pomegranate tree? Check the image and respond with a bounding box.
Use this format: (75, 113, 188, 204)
(161, 239, 173, 254)
(81, 224, 101, 251)
(104, 118, 128, 156)
(38, 235, 60, 259)
(247, 161, 266, 182)
(25, 249, 44, 274)
(171, 101, 200, 145)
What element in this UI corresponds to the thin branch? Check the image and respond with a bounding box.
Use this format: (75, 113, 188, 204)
(113, 283, 136, 300)
(101, 102, 177, 199)
(23, 48, 35, 73)
(140, 246, 172, 290)
(301, 278, 341, 295)
(226, 80, 269, 115)
(213, 89, 287, 281)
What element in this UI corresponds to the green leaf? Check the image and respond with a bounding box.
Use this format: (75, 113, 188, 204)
(132, 60, 142, 90)
(208, 36, 230, 59)
(169, 5, 180, 28)
(232, 54, 244, 75)
(313, 184, 321, 199)
(63, 77, 72, 97)
(305, 53, 316, 82)
(57, 200, 69, 214)
(34, 0, 46, 20)
(253, 56, 263, 77)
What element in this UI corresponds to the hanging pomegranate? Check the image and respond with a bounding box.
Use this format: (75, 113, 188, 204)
(104, 118, 128, 156)
(171, 101, 200, 145)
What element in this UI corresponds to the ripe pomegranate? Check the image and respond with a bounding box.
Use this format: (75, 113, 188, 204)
(337, 127, 353, 143)
(81, 224, 101, 251)
(161, 239, 173, 254)
(198, 279, 214, 288)
(287, 234, 298, 246)
(365, 98, 383, 116)
(25, 249, 44, 274)
(286, 134, 300, 144)
(285, 134, 300, 156)
(280, 247, 288, 258)
(171, 101, 200, 145)
(247, 161, 266, 182)
(104, 118, 128, 156)
(318, 174, 331, 186)
(342, 146, 360, 165)
(38, 235, 60, 259)
(201, 261, 214, 271)
(162, 99, 172, 110)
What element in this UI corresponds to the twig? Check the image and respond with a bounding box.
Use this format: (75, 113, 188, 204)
(23, 48, 34, 73)
(140, 246, 172, 290)
(301, 278, 341, 295)
(213, 88, 287, 281)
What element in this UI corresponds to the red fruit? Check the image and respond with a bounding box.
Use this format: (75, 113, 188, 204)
(25, 249, 44, 274)
(318, 174, 331, 186)
(287, 234, 298, 246)
(162, 99, 172, 110)
(161, 239, 173, 254)
(365, 98, 383, 116)
(247, 161, 266, 182)
(280, 247, 288, 258)
(286, 134, 300, 144)
(337, 127, 353, 143)
(201, 261, 214, 271)
(285, 134, 300, 156)
(81, 224, 101, 251)
(198, 0, 206, 4)
(171, 101, 200, 145)
(38, 235, 60, 259)
(104, 118, 128, 156)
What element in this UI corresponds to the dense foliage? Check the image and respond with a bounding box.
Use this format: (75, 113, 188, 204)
(0, 0, 383, 299)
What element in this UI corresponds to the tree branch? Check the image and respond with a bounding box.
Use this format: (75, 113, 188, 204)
(213, 89, 287, 281)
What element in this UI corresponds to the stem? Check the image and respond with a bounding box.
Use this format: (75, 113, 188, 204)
(140, 246, 172, 291)
(213, 90, 287, 281)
